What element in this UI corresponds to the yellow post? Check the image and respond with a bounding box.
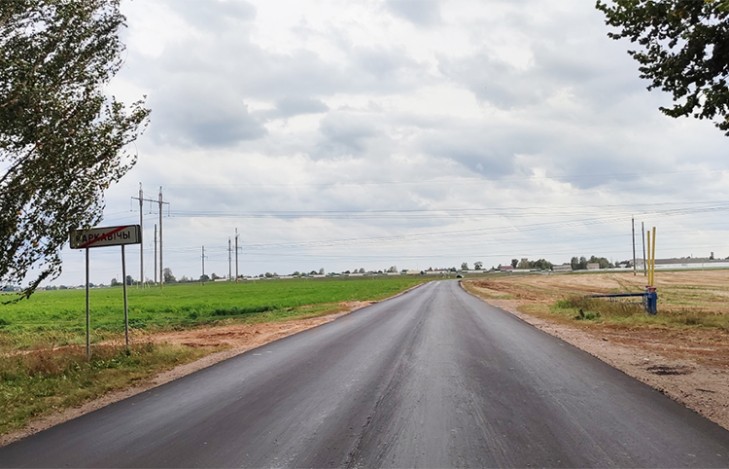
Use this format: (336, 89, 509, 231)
(651, 226, 657, 286)
(646, 231, 651, 286)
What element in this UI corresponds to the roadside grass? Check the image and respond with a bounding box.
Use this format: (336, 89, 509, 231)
(550, 295, 729, 330)
(0, 276, 427, 437)
(0, 342, 220, 435)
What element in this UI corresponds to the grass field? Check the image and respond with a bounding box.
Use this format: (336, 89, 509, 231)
(0, 276, 428, 436)
(0, 276, 428, 352)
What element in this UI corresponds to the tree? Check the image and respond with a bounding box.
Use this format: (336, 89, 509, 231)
(530, 258, 554, 271)
(588, 255, 614, 269)
(163, 268, 176, 283)
(199, 274, 210, 282)
(125, 275, 134, 286)
(511, 259, 519, 269)
(461, 262, 469, 271)
(474, 261, 483, 270)
(596, 0, 729, 135)
(110, 277, 119, 286)
(0, 0, 150, 299)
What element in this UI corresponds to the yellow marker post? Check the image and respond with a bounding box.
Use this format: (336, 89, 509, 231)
(646, 230, 653, 286)
(651, 226, 656, 285)
(644, 227, 658, 314)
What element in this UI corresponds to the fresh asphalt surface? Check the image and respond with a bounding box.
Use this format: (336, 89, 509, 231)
(1, 280, 729, 468)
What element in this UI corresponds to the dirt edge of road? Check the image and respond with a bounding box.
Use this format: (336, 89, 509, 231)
(462, 286, 729, 432)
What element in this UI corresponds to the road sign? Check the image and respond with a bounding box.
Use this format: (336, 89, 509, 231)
(70, 225, 141, 249)
(69, 224, 142, 359)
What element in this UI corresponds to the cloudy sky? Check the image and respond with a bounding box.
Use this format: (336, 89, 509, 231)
(55, 0, 729, 285)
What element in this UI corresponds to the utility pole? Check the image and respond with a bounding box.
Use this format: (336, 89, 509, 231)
(632, 217, 636, 276)
(159, 187, 164, 285)
(154, 224, 158, 284)
(137, 183, 143, 286)
(228, 237, 232, 281)
(641, 222, 647, 276)
(235, 228, 239, 282)
(132, 184, 169, 286)
(201, 245, 207, 283)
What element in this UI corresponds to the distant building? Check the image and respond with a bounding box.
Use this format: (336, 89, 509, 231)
(553, 264, 572, 273)
(586, 263, 600, 270)
(635, 257, 729, 271)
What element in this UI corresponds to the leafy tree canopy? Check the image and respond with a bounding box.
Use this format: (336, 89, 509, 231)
(0, 0, 149, 299)
(596, 0, 729, 135)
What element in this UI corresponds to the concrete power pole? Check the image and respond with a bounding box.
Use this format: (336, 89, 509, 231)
(138, 183, 143, 285)
(641, 222, 647, 276)
(154, 224, 158, 284)
(632, 217, 636, 276)
(132, 184, 168, 286)
(228, 237, 232, 281)
(201, 245, 206, 283)
(159, 188, 164, 285)
(235, 228, 239, 282)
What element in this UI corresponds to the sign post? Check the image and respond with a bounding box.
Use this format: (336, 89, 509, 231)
(70, 225, 141, 359)
(85, 249, 90, 360)
(122, 244, 129, 348)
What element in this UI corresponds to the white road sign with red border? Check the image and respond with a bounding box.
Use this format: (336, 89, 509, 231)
(70, 225, 141, 249)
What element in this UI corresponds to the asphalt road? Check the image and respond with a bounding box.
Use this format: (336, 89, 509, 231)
(1, 280, 728, 468)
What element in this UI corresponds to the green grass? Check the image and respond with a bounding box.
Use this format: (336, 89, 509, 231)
(0, 276, 428, 351)
(0, 342, 218, 435)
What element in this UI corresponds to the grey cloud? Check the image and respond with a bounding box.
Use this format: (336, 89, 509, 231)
(419, 124, 544, 177)
(150, 85, 266, 147)
(273, 96, 329, 118)
(439, 55, 540, 109)
(385, 0, 442, 26)
(316, 112, 378, 157)
(161, 0, 256, 29)
(353, 46, 414, 79)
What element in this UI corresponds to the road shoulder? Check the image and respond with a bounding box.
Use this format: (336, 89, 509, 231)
(462, 286, 729, 432)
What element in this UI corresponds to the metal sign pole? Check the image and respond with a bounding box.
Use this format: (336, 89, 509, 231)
(122, 244, 129, 350)
(85, 248, 91, 361)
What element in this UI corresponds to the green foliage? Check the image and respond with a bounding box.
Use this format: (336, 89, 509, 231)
(0, 0, 150, 299)
(596, 0, 729, 135)
(570, 255, 613, 270)
(517, 258, 554, 270)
